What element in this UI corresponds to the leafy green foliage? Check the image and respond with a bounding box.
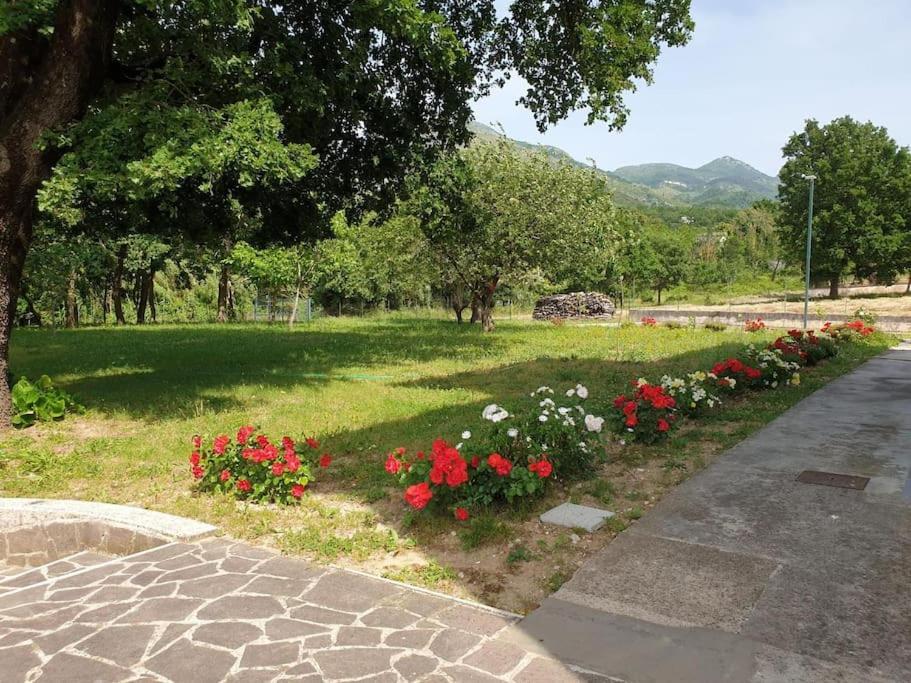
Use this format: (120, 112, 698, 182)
(778, 116, 911, 292)
(410, 138, 618, 327)
(11, 375, 82, 428)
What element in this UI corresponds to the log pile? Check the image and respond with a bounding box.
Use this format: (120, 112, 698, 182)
(532, 292, 615, 321)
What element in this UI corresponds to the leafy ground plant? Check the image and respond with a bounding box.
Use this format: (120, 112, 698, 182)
(11, 375, 82, 428)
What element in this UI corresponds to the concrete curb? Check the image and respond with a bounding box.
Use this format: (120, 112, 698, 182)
(0, 497, 216, 541)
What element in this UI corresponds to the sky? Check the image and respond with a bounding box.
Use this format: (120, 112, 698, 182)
(471, 0, 911, 176)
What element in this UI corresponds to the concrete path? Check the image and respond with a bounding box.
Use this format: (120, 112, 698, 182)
(502, 344, 911, 682)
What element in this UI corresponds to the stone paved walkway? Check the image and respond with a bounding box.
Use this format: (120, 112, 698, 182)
(0, 537, 592, 682)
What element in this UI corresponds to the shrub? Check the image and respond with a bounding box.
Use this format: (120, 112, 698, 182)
(776, 329, 838, 365)
(384, 384, 606, 516)
(704, 321, 727, 332)
(11, 375, 83, 428)
(823, 319, 874, 341)
(610, 379, 678, 443)
(743, 346, 802, 388)
(191, 428, 331, 503)
(710, 358, 761, 391)
(744, 317, 766, 332)
(852, 306, 877, 325)
(660, 371, 723, 416)
(662, 320, 684, 329)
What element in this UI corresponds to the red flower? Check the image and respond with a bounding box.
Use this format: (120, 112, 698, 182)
(237, 426, 255, 445)
(470, 455, 480, 468)
(416, 451, 425, 460)
(189, 451, 201, 466)
(256, 434, 271, 448)
(613, 394, 628, 409)
(395, 447, 406, 456)
(745, 367, 761, 380)
(429, 445, 468, 487)
(305, 437, 320, 449)
(657, 418, 670, 432)
(191, 464, 204, 479)
(192, 435, 202, 449)
(213, 435, 231, 454)
(281, 436, 295, 450)
(236, 478, 252, 492)
(291, 483, 306, 498)
(319, 454, 332, 468)
(385, 453, 401, 475)
(529, 457, 553, 478)
(454, 507, 469, 521)
(219, 469, 231, 482)
(284, 452, 301, 473)
(625, 414, 638, 427)
(272, 462, 285, 477)
(404, 482, 433, 509)
(487, 453, 512, 477)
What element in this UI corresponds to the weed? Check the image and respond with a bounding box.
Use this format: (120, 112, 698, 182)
(459, 515, 511, 551)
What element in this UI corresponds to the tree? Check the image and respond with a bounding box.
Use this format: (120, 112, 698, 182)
(412, 140, 618, 330)
(229, 242, 318, 327)
(1, 0, 693, 425)
(778, 117, 911, 297)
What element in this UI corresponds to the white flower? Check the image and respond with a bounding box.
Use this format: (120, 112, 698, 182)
(576, 405, 586, 414)
(539, 398, 555, 408)
(566, 389, 575, 397)
(538, 414, 548, 422)
(490, 409, 509, 423)
(619, 439, 626, 446)
(507, 428, 519, 438)
(462, 431, 471, 440)
(558, 407, 570, 415)
(575, 384, 589, 399)
(456, 442, 463, 450)
(584, 414, 604, 433)
(534, 386, 554, 395)
(482, 404, 500, 420)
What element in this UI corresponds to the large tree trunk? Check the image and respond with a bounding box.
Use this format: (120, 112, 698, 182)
(136, 267, 154, 324)
(477, 276, 499, 332)
(0, 0, 118, 427)
(65, 269, 79, 328)
(828, 277, 839, 298)
(147, 267, 156, 323)
(469, 295, 480, 324)
(112, 242, 127, 324)
(217, 263, 232, 322)
(450, 283, 467, 324)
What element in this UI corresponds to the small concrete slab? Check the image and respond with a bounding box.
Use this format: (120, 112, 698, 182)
(539, 502, 614, 532)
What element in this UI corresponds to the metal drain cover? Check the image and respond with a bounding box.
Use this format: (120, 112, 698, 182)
(796, 470, 869, 490)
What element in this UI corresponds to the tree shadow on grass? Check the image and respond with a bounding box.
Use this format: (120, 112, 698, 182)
(8, 321, 508, 419)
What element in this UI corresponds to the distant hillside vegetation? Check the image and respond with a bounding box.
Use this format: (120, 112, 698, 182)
(468, 121, 777, 208)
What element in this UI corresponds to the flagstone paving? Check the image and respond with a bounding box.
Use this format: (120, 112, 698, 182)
(0, 537, 595, 682)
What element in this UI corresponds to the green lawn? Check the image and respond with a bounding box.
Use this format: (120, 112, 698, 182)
(0, 316, 893, 611)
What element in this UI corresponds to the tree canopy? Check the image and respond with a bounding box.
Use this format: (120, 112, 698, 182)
(778, 116, 911, 296)
(1, 0, 694, 426)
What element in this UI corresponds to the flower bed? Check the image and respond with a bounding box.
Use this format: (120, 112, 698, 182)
(607, 321, 876, 444)
(190, 428, 331, 503)
(385, 385, 606, 518)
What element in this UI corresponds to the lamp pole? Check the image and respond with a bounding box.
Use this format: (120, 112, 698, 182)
(801, 174, 816, 329)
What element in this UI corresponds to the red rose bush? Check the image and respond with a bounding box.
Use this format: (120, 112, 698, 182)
(611, 379, 678, 443)
(385, 384, 605, 517)
(190, 427, 330, 503)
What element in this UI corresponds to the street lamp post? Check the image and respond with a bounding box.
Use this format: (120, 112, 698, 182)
(801, 174, 816, 329)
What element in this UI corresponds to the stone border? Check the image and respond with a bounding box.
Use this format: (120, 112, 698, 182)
(0, 498, 216, 569)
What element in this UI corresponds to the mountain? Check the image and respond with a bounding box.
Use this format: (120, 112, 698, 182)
(468, 122, 778, 208)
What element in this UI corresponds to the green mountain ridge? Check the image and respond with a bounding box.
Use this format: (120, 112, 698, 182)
(468, 121, 778, 208)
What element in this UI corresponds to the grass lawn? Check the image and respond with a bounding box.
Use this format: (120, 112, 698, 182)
(0, 316, 894, 612)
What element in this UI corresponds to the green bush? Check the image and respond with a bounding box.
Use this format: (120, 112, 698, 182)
(11, 375, 83, 428)
(704, 321, 727, 331)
